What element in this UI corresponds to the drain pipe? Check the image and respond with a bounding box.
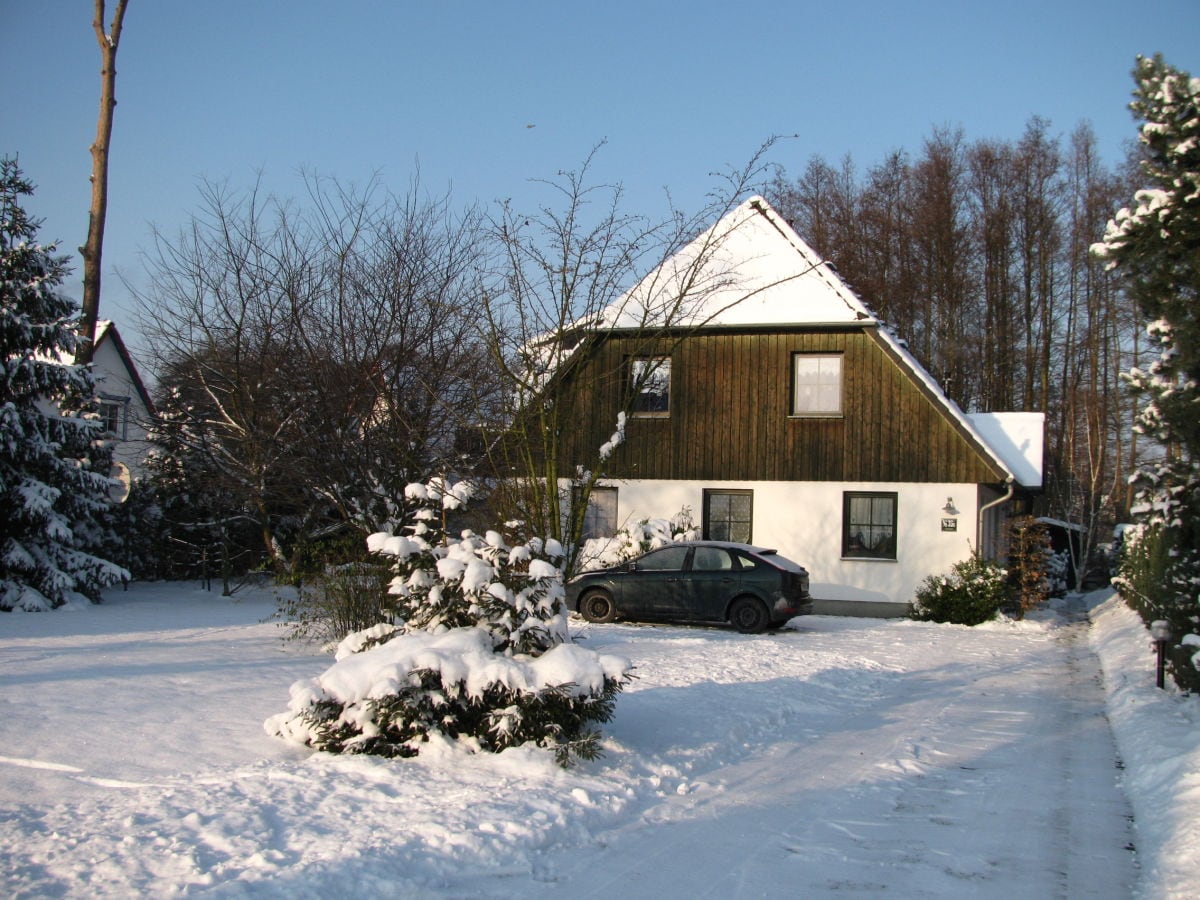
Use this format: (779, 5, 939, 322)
(978, 477, 1015, 554)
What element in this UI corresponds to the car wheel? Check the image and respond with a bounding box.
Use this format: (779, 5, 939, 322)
(729, 596, 769, 634)
(579, 590, 616, 624)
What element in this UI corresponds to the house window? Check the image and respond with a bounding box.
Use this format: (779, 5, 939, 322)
(703, 489, 753, 543)
(792, 353, 843, 416)
(99, 401, 123, 438)
(630, 356, 670, 416)
(581, 487, 618, 540)
(843, 492, 897, 560)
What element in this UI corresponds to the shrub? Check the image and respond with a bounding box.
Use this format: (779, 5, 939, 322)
(1115, 523, 1200, 693)
(275, 561, 396, 646)
(911, 555, 1010, 626)
(1007, 516, 1052, 618)
(266, 479, 633, 765)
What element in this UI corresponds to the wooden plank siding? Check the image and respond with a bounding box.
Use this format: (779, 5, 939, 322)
(559, 326, 1007, 485)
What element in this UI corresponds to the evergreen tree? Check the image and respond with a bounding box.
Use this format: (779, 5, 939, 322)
(267, 478, 632, 765)
(0, 159, 126, 610)
(1093, 56, 1200, 683)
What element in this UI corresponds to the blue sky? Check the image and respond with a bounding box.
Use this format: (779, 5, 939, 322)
(2, 1, 1198, 361)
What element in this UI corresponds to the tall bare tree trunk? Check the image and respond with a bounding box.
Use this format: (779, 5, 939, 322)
(77, 0, 129, 366)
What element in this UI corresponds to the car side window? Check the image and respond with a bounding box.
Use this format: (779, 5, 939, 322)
(730, 552, 759, 570)
(693, 547, 733, 571)
(635, 546, 691, 571)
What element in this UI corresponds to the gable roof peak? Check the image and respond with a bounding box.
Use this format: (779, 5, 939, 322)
(600, 194, 876, 331)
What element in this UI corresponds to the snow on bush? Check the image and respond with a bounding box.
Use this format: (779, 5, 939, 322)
(267, 479, 633, 765)
(910, 555, 1009, 626)
(577, 506, 699, 572)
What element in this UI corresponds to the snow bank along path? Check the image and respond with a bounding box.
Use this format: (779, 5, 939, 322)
(0, 584, 1143, 897)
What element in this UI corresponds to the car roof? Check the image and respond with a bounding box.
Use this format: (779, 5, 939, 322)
(649, 541, 777, 555)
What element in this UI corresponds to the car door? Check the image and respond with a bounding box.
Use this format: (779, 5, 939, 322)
(626, 546, 692, 617)
(684, 546, 739, 620)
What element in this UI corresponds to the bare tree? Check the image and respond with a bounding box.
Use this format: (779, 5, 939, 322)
(135, 174, 490, 577)
(77, 0, 130, 366)
(768, 117, 1142, 570)
(477, 145, 782, 571)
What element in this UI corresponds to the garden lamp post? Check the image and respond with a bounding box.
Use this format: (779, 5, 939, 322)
(1150, 620, 1172, 689)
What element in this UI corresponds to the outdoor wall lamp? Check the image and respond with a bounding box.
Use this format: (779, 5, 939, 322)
(1151, 619, 1172, 689)
(941, 498, 957, 515)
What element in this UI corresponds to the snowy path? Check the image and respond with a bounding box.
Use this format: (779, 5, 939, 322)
(491, 602, 1137, 898)
(0, 586, 1139, 897)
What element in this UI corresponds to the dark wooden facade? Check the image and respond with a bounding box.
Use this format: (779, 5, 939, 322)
(562, 325, 1007, 485)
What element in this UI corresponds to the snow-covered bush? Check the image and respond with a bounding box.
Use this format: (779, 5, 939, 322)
(910, 556, 1010, 626)
(1045, 549, 1071, 598)
(266, 479, 633, 765)
(577, 507, 699, 572)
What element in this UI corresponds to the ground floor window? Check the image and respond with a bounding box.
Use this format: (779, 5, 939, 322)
(703, 489, 753, 543)
(843, 491, 897, 559)
(581, 486, 618, 540)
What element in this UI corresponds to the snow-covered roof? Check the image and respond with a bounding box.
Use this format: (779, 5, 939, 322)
(600, 196, 875, 329)
(592, 196, 1044, 489)
(967, 412, 1045, 488)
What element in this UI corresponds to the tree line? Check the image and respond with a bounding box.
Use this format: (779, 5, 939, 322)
(765, 118, 1144, 571)
(126, 119, 1150, 588)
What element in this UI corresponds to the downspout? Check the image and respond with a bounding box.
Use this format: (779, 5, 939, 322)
(978, 477, 1015, 560)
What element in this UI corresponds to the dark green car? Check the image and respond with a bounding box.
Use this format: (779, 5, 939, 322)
(567, 541, 812, 634)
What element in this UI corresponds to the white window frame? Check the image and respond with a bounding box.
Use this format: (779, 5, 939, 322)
(791, 353, 843, 417)
(630, 356, 671, 417)
(99, 399, 125, 439)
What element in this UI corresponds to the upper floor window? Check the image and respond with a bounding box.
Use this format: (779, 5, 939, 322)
(99, 400, 124, 438)
(630, 356, 670, 417)
(843, 491, 897, 560)
(792, 353, 842, 416)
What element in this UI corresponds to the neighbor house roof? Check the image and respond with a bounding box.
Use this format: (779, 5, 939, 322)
(91, 320, 156, 415)
(596, 195, 1043, 489)
(967, 412, 1045, 489)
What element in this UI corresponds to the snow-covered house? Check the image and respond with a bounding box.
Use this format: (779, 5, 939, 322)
(88, 321, 155, 499)
(560, 196, 1043, 606)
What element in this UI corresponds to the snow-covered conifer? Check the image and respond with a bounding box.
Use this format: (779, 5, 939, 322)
(0, 160, 126, 610)
(267, 478, 632, 764)
(1093, 56, 1200, 684)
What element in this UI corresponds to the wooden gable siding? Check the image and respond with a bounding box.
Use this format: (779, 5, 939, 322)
(564, 327, 1006, 484)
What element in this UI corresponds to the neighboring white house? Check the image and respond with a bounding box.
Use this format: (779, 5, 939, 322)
(89, 321, 155, 500)
(563, 196, 1044, 606)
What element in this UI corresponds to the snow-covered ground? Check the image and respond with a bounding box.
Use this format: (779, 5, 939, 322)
(0, 583, 1195, 898)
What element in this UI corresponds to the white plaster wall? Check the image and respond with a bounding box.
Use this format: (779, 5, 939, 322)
(601, 479, 983, 605)
(92, 339, 152, 479)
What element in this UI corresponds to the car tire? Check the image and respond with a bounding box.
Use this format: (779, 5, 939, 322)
(729, 596, 769, 634)
(579, 590, 617, 624)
